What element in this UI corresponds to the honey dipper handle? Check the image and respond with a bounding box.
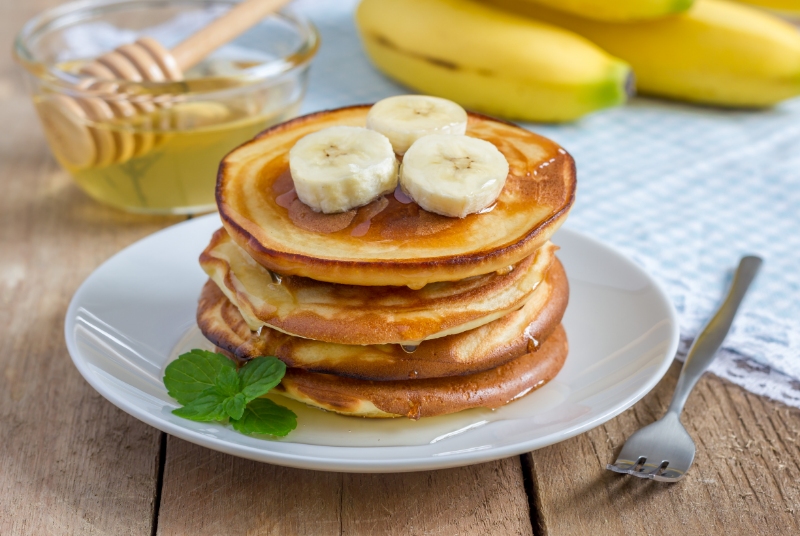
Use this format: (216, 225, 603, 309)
(170, 0, 294, 71)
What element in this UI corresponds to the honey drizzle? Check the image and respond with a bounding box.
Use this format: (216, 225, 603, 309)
(275, 188, 297, 209)
(393, 186, 413, 204)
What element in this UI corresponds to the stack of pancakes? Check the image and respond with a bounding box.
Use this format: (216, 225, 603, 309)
(197, 105, 576, 419)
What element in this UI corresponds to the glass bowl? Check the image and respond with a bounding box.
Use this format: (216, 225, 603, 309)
(14, 0, 319, 214)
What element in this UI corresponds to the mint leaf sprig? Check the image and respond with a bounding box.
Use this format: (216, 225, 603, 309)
(164, 350, 296, 437)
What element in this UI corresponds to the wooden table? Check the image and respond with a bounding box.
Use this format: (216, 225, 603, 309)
(2, 2, 800, 533)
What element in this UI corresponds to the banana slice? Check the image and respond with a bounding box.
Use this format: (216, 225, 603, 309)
(366, 95, 467, 155)
(400, 134, 509, 218)
(289, 126, 399, 214)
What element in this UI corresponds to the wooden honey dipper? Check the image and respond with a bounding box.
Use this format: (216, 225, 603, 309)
(39, 0, 292, 170)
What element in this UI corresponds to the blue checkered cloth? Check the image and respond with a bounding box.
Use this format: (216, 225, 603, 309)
(297, 0, 800, 406)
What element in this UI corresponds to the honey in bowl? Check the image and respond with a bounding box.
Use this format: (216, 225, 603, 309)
(36, 72, 300, 213)
(33, 55, 306, 214)
(15, 0, 319, 214)
(70, 105, 296, 214)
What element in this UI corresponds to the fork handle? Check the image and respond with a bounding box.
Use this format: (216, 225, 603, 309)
(666, 255, 762, 416)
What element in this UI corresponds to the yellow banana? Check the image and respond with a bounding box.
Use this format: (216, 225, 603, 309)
(355, 0, 632, 122)
(509, 0, 694, 21)
(488, 0, 800, 107)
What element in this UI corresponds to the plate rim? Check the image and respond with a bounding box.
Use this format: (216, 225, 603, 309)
(64, 214, 680, 473)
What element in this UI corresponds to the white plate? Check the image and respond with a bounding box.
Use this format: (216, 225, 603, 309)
(65, 214, 679, 473)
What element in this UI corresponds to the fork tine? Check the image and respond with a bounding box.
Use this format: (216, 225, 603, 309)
(607, 458, 686, 482)
(606, 463, 628, 474)
(653, 460, 669, 476)
(632, 456, 647, 472)
(652, 466, 687, 482)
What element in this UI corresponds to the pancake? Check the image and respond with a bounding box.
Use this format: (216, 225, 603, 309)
(269, 324, 568, 419)
(198, 257, 569, 380)
(217, 105, 575, 288)
(201, 227, 558, 345)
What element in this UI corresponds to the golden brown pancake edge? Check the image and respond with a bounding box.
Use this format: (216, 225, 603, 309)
(271, 324, 568, 419)
(200, 226, 559, 345)
(198, 257, 569, 381)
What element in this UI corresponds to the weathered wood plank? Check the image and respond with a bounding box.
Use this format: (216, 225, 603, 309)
(527, 361, 800, 535)
(0, 127, 174, 534)
(0, 2, 182, 529)
(156, 437, 343, 536)
(156, 437, 533, 535)
(341, 457, 533, 536)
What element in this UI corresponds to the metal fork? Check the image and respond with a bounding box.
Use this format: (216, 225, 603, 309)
(607, 255, 763, 482)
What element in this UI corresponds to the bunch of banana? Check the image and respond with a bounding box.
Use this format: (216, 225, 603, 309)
(489, 0, 800, 107)
(355, 0, 632, 122)
(289, 95, 508, 217)
(356, 0, 800, 121)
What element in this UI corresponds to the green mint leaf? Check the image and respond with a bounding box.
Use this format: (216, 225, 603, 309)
(231, 398, 297, 437)
(164, 350, 296, 437)
(215, 366, 241, 397)
(172, 387, 229, 422)
(223, 393, 247, 420)
(164, 349, 236, 405)
(238, 357, 286, 402)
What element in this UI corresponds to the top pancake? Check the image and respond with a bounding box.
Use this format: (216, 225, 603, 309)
(217, 105, 576, 288)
